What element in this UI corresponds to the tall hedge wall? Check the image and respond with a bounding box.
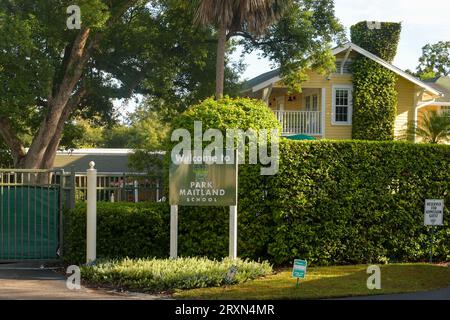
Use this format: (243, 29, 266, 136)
(65, 140, 450, 265)
(351, 21, 402, 141)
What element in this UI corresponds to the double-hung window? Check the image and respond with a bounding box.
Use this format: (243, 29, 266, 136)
(332, 86, 353, 125)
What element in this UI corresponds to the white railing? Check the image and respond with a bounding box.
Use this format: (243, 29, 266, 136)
(274, 111, 322, 135)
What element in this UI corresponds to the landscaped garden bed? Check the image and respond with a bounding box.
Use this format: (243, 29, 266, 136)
(81, 257, 272, 293)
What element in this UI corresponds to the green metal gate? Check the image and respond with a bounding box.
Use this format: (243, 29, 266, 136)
(0, 170, 62, 261)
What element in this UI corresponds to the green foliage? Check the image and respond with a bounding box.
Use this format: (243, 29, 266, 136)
(64, 140, 450, 266)
(351, 58, 398, 140)
(416, 41, 450, 78)
(0, 139, 13, 168)
(351, 21, 401, 140)
(240, 0, 345, 92)
(350, 21, 402, 62)
(81, 257, 272, 292)
(407, 110, 450, 144)
(64, 202, 170, 263)
(169, 96, 281, 139)
(127, 108, 170, 175)
(266, 140, 449, 265)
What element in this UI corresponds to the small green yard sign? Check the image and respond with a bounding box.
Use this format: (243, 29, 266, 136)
(292, 259, 307, 279)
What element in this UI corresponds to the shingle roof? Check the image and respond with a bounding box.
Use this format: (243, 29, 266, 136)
(242, 68, 280, 91)
(53, 153, 133, 173)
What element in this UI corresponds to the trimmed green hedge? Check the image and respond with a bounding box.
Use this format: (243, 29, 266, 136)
(64, 202, 169, 263)
(351, 21, 401, 140)
(64, 140, 450, 265)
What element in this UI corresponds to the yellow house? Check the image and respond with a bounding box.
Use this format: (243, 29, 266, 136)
(241, 42, 444, 141)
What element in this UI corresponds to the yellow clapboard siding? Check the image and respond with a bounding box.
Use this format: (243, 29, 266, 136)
(394, 76, 416, 139)
(268, 71, 422, 140)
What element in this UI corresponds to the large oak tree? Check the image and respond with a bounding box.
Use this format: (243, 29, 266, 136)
(0, 0, 240, 169)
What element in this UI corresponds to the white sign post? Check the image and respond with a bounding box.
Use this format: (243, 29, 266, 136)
(170, 205, 178, 259)
(424, 199, 445, 263)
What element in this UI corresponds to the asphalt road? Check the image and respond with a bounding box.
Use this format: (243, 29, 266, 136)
(339, 285, 450, 300)
(0, 262, 166, 300)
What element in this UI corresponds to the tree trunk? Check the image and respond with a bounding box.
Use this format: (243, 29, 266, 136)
(215, 22, 227, 99)
(23, 28, 92, 169)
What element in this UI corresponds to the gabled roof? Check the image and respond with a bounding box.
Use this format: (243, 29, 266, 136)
(243, 42, 443, 97)
(333, 42, 442, 96)
(423, 76, 450, 103)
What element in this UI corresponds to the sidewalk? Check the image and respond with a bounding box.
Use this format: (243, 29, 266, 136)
(0, 262, 166, 300)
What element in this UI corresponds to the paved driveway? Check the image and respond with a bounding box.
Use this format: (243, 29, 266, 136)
(0, 262, 165, 300)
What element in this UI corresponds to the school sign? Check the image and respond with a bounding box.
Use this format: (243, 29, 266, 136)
(169, 163, 237, 206)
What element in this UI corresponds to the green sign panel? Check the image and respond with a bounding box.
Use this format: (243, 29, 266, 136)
(292, 259, 307, 279)
(169, 162, 237, 206)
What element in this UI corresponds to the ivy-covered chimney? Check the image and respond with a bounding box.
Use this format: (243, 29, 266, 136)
(351, 21, 402, 62)
(350, 21, 402, 141)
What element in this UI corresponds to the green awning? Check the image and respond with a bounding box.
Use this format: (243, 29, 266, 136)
(285, 134, 317, 141)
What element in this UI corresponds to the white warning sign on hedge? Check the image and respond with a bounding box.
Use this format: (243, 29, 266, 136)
(424, 199, 444, 226)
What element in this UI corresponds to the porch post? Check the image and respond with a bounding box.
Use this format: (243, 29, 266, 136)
(321, 88, 326, 137)
(262, 85, 273, 105)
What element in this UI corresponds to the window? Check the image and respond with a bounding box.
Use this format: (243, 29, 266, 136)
(332, 86, 352, 125)
(335, 59, 353, 74)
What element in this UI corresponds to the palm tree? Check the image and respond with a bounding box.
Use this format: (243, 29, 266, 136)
(408, 110, 449, 144)
(195, 0, 289, 98)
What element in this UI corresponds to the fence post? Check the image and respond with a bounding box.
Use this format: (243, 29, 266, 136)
(69, 165, 76, 210)
(86, 161, 97, 264)
(134, 180, 139, 203)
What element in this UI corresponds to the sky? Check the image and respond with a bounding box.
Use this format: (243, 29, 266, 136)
(233, 0, 450, 81)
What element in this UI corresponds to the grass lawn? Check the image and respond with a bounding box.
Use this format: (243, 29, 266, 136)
(174, 263, 450, 300)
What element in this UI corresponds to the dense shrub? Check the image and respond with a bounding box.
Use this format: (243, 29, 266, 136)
(351, 21, 401, 140)
(65, 140, 449, 266)
(168, 96, 281, 143)
(81, 257, 272, 292)
(64, 202, 170, 263)
(266, 140, 449, 265)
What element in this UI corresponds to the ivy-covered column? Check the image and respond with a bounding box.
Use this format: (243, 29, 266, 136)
(351, 22, 402, 140)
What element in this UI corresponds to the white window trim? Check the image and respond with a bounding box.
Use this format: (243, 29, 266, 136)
(332, 85, 353, 125)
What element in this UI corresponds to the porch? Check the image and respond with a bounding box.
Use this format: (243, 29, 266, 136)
(266, 88, 324, 136)
(273, 110, 322, 135)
